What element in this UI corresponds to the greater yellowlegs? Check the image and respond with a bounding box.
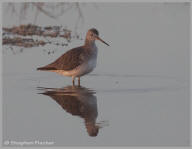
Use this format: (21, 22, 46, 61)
(37, 28, 109, 85)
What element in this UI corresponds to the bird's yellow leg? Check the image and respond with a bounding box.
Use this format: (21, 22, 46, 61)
(72, 76, 75, 86)
(78, 77, 80, 86)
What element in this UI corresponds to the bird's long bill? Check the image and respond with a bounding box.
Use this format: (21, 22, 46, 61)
(96, 36, 110, 46)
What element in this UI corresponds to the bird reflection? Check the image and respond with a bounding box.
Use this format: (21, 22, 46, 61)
(37, 85, 100, 137)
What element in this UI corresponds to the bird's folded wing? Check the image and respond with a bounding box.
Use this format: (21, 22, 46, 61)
(38, 46, 85, 71)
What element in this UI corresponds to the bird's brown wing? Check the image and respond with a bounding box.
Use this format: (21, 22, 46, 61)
(37, 46, 86, 71)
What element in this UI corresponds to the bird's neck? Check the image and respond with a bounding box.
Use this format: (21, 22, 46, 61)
(84, 39, 96, 47)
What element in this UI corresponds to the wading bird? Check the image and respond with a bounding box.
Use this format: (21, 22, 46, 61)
(37, 28, 109, 85)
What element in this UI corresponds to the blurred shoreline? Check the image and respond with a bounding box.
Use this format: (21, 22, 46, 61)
(3, 24, 82, 48)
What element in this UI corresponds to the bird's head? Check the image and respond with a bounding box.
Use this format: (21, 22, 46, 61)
(85, 28, 109, 46)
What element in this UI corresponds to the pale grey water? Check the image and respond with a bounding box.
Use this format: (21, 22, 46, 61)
(2, 2, 190, 146)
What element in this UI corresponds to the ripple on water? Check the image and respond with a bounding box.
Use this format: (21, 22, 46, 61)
(3, 72, 186, 94)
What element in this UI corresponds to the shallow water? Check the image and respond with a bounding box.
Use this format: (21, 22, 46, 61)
(2, 3, 190, 146)
(3, 47, 189, 146)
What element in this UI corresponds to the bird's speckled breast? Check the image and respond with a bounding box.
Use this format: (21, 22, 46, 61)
(81, 45, 98, 76)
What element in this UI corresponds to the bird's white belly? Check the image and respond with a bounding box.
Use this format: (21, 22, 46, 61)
(52, 57, 97, 77)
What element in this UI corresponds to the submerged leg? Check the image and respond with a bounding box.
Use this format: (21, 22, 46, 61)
(78, 77, 80, 86)
(72, 76, 75, 86)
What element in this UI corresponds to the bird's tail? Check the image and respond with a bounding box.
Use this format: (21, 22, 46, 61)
(37, 66, 55, 71)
